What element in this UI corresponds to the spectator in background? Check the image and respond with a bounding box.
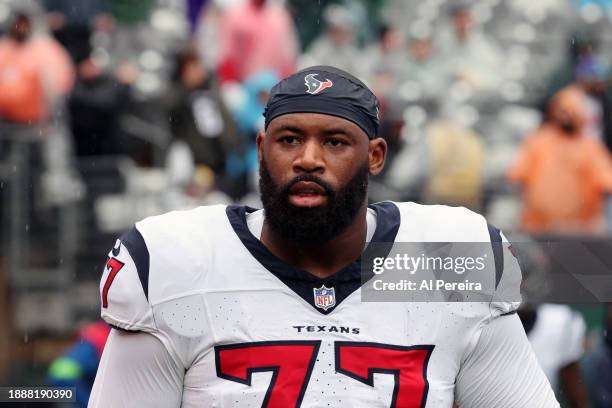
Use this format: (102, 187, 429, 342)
(507, 86, 612, 234)
(48, 321, 110, 408)
(582, 303, 612, 408)
(423, 120, 484, 210)
(217, 0, 298, 84)
(300, 4, 362, 76)
(385, 120, 484, 210)
(69, 55, 135, 156)
(43, 0, 108, 63)
(435, 3, 502, 93)
(402, 33, 451, 100)
(166, 49, 240, 179)
(360, 25, 407, 171)
(543, 31, 612, 151)
(577, 55, 611, 145)
(519, 305, 590, 408)
(234, 70, 279, 138)
(362, 24, 405, 98)
(0, 10, 74, 124)
(224, 70, 278, 197)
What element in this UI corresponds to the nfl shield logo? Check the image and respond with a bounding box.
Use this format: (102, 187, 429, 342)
(313, 285, 336, 311)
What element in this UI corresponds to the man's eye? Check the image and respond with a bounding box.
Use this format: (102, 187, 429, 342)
(325, 138, 347, 147)
(280, 136, 300, 145)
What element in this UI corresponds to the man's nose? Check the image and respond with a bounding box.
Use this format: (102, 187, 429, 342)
(293, 140, 325, 173)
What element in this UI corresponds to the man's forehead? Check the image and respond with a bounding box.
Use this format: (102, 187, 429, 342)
(266, 112, 367, 137)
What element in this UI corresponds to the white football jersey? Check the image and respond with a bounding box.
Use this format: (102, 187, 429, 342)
(97, 202, 541, 407)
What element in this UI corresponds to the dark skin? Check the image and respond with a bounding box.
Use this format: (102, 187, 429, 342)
(256, 112, 387, 278)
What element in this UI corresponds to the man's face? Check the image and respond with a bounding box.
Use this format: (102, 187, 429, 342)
(78, 58, 103, 81)
(381, 29, 402, 53)
(411, 38, 432, 62)
(549, 87, 587, 136)
(10, 15, 32, 43)
(329, 25, 353, 47)
(257, 113, 385, 243)
(181, 58, 207, 89)
(453, 12, 472, 39)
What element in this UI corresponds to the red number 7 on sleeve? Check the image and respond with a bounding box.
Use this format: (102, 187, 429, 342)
(102, 257, 125, 308)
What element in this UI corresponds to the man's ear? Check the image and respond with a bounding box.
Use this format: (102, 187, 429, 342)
(368, 138, 387, 176)
(256, 131, 265, 162)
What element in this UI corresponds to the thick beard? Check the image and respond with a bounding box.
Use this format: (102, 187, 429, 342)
(259, 157, 369, 244)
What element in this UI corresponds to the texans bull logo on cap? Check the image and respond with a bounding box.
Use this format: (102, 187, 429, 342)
(304, 73, 333, 95)
(265, 66, 379, 140)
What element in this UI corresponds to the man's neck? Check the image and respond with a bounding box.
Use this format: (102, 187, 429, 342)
(260, 205, 368, 279)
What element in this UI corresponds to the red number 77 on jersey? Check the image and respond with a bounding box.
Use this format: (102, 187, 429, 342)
(102, 257, 125, 308)
(215, 340, 433, 408)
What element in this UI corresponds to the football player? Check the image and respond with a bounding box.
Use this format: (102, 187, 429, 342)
(89, 66, 559, 407)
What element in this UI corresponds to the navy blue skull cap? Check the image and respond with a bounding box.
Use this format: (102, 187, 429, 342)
(263, 66, 380, 139)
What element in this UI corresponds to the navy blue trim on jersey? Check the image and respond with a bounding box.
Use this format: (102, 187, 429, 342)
(119, 227, 150, 301)
(487, 224, 504, 289)
(225, 202, 400, 315)
(517, 308, 537, 335)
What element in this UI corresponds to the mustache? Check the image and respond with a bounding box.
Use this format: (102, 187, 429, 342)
(280, 174, 335, 197)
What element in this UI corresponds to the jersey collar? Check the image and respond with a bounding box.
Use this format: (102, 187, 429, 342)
(225, 202, 400, 314)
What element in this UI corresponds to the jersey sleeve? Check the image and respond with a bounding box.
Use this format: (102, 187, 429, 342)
(88, 329, 184, 408)
(455, 313, 559, 408)
(487, 225, 522, 318)
(100, 226, 156, 333)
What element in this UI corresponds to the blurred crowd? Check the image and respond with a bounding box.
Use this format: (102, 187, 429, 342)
(1, 0, 612, 231)
(0, 0, 612, 406)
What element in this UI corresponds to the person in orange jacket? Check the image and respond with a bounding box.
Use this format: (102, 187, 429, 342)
(508, 85, 612, 234)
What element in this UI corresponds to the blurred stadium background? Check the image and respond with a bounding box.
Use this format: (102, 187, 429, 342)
(0, 0, 611, 406)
